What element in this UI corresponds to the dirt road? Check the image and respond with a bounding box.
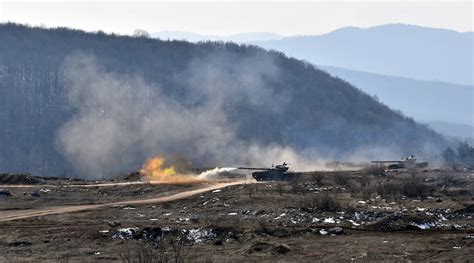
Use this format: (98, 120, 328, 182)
(0, 181, 245, 222)
(0, 181, 147, 188)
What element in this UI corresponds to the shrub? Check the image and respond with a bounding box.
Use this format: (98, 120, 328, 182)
(334, 172, 350, 186)
(375, 182, 402, 202)
(367, 164, 385, 176)
(317, 193, 340, 211)
(401, 175, 434, 200)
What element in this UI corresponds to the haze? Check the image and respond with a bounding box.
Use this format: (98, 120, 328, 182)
(1, 1, 472, 36)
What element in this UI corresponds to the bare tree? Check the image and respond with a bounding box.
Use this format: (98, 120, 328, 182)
(133, 29, 151, 38)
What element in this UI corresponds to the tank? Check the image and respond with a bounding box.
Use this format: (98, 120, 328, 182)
(238, 162, 300, 181)
(372, 155, 428, 169)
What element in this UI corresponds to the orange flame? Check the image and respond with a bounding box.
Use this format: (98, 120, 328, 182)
(140, 156, 202, 184)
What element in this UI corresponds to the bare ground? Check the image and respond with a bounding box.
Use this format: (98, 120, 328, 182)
(0, 168, 473, 262)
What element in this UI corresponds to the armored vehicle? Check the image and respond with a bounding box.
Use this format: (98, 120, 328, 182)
(238, 162, 300, 181)
(372, 155, 428, 169)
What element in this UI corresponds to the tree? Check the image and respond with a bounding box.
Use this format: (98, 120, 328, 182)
(133, 29, 150, 38)
(457, 141, 474, 166)
(442, 147, 457, 165)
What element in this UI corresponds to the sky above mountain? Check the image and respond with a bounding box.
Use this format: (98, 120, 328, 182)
(1, 2, 472, 36)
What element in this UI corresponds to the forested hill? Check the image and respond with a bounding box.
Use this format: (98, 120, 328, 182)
(0, 23, 445, 177)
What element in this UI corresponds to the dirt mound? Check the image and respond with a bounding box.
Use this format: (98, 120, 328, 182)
(247, 241, 291, 254)
(0, 173, 46, 185)
(367, 213, 434, 231)
(456, 204, 474, 214)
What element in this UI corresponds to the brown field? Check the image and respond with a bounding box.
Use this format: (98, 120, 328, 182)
(0, 168, 473, 262)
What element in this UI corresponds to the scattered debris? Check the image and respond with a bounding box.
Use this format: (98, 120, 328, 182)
(323, 217, 336, 224)
(274, 213, 286, 220)
(182, 228, 217, 245)
(327, 227, 345, 235)
(112, 227, 139, 239)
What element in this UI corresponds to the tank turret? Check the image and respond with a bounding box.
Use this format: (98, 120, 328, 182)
(238, 162, 299, 181)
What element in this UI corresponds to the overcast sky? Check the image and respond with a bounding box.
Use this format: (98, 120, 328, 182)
(0, 1, 472, 36)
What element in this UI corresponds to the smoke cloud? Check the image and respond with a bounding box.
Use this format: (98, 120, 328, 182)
(56, 52, 322, 178)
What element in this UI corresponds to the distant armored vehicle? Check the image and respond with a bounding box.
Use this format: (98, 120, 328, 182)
(372, 155, 428, 169)
(238, 162, 300, 181)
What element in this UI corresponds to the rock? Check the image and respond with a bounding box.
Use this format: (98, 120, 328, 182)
(327, 227, 345, 235)
(140, 227, 162, 242)
(274, 244, 291, 254)
(8, 241, 32, 247)
(107, 220, 121, 227)
(213, 240, 224, 246)
(248, 242, 273, 254)
(0, 189, 12, 197)
(251, 209, 265, 216)
(436, 198, 443, 203)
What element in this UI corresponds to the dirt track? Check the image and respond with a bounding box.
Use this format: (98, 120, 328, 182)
(0, 181, 245, 222)
(0, 181, 146, 188)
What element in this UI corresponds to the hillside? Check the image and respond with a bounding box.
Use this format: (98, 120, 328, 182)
(252, 24, 473, 85)
(0, 23, 445, 178)
(320, 66, 474, 127)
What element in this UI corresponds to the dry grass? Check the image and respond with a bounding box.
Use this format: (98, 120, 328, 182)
(296, 193, 340, 212)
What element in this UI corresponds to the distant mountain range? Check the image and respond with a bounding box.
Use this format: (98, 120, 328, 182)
(152, 31, 283, 43)
(320, 66, 474, 139)
(251, 24, 473, 85)
(320, 66, 473, 124)
(154, 24, 473, 85)
(422, 121, 474, 141)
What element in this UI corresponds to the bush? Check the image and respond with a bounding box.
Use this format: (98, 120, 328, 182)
(375, 182, 402, 202)
(334, 172, 350, 186)
(289, 176, 304, 194)
(298, 193, 340, 212)
(312, 173, 323, 185)
(317, 193, 340, 211)
(367, 164, 385, 176)
(120, 245, 156, 263)
(401, 175, 434, 200)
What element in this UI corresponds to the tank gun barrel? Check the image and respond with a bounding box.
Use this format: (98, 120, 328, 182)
(237, 167, 269, 171)
(371, 161, 402, 163)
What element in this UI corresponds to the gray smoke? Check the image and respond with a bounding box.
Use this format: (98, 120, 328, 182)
(56, 52, 322, 178)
